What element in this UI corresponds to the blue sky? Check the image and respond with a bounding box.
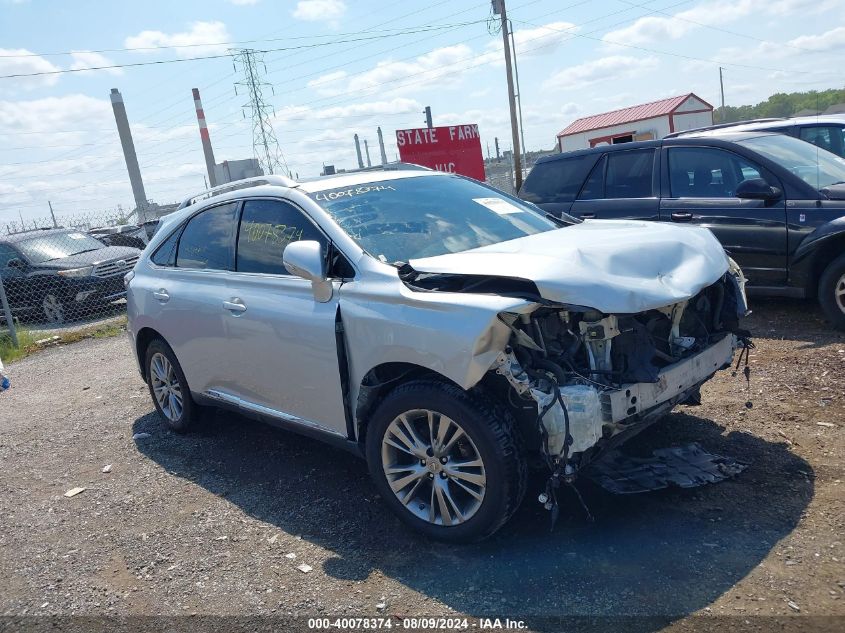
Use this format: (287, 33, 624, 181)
(1, 0, 843, 222)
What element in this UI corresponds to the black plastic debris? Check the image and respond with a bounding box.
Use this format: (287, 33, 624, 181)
(586, 442, 748, 494)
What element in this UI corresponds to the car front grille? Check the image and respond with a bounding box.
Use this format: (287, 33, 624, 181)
(93, 255, 139, 278)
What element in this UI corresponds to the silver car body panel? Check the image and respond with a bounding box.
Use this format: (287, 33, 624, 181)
(409, 219, 730, 314)
(128, 170, 744, 457)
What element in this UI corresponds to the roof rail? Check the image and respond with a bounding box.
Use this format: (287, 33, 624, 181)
(664, 118, 787, 138)
(177, 175, 298, 210)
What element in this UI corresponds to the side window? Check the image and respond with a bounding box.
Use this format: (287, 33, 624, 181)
(236, 199, 326, 275)
(799, 126, 845, 158)
(175, 202, 238, 270)
(605, 149, 654, 198)
(519, 154, 597, 203)
(0, 245, 19, 268)
(578, 155, 606, 200)
(668, 147, 767, 198)
(150, 227, 181, 267)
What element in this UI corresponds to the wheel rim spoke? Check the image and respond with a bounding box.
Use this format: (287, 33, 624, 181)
(381, 408, 486, 527)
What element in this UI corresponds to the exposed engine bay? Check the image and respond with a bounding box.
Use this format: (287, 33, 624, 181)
(484, 266, 751, 491)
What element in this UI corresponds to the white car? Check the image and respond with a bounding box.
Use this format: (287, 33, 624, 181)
(126, 171, 749, 542)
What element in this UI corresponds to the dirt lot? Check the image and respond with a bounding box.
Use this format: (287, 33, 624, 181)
(0, 298, 843, 632)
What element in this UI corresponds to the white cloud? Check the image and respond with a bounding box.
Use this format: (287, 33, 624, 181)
(493, 21, 578, 57)
(124, 21, 230, 57)
(306, 70, 349, 96)
(0, 48, 61, 89)
(543, 55, 658, 90)
(69, 51, 123, 75)
(603, 0, 829, 46)
(789, 26, 845, 51)
(0, 94, 112, 137)
(292, 0, 346, 22)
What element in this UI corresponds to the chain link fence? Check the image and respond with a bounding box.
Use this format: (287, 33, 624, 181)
(1, 210, 160, 347)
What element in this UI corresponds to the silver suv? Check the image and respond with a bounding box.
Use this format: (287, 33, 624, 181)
(127, 171, 749, 542)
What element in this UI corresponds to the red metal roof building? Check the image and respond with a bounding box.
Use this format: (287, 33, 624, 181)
(556, 93, 713, 152)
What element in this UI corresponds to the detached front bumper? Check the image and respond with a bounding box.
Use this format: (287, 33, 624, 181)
(601, 333, 736, 424)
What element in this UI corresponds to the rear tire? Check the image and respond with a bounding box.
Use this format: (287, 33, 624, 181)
(818, 254, 845, 331)
(365, 380, 527, 543)
(144, 338, 200, 432)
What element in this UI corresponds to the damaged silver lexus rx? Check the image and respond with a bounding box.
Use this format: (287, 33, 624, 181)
(127, 170, 751, 542)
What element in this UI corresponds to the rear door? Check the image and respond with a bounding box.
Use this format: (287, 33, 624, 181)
(659, 145, 788, 286)
(570, 148, 659, 220)
(146, 201, 238, 395)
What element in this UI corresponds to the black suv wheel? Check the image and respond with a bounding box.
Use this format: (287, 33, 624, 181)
(819, 253, 845, 331)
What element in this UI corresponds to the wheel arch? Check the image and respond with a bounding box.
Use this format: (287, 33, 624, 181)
(135, 326, 164, 381)
(354, 362, 462, 446)
(806, 234, 845, 299)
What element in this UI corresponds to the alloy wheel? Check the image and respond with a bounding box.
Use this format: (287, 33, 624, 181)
(42, 294, 65, 324)
(381, 409, 486, 527)
(835, 273, 845, 315)
(149, 352, 184, 422)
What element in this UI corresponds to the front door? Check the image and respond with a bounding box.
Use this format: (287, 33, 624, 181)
(659, 146, 788, 286)
(223, 197, 347, 436)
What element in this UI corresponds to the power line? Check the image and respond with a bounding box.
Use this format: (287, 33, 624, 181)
(0, 22, 488, 79)
(0, 20, 488, 58)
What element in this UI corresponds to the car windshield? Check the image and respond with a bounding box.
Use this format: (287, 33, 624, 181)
(307, 175, 560, 263)
(16, 232, 105, 264)
(737, 134, 845, 191)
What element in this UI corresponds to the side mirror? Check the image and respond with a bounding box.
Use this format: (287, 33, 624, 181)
(736, 178, 781, 201)
(283, 240, 332, 302)
(7, 258, 25, 270)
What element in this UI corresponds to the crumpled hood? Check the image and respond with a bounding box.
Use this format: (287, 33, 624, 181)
(408, 220, 729, 313)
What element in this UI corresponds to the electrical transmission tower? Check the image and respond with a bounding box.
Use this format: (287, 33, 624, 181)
(231, 48, 289, 177)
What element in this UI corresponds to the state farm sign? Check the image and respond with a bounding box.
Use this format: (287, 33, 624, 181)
(396, 124, 485, 181)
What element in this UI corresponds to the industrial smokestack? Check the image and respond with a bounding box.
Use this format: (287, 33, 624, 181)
(364, 139, 372, 167)
(192, 88, 218, 188)
(354, 134, 364, 169)
(377, 127, 388, 165)
(110, 88, 148, 219)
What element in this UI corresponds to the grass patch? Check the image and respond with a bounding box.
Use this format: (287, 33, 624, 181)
(0, 315, 127, 364)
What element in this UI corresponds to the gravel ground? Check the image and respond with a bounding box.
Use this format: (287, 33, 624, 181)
(0, 298, 843, 632)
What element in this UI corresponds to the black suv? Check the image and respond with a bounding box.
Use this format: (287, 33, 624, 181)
(0, 228, 141, 324)
(519, 132, 845, 329)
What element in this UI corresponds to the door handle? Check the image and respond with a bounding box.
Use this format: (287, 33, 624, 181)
(152, 289, 170, 302)
(580, 213, 596, 219)
(222, 299, 247, 314)
(670, 212, 694, 222)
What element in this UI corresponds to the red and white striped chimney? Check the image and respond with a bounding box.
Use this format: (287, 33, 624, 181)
(193, 88, 218, 188)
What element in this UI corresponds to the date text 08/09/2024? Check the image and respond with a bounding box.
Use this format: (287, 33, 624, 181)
(307, 617, 527, 630)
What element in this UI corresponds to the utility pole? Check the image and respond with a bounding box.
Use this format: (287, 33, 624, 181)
(47, 201, 57, 228)
(495, 137, 501, 162)
(493, 0, 523, 190)
(718, 67, 726, 123)
(424, 106, 433, 129)
(509, 20, 528, 178)
(232, 48, 289, 177)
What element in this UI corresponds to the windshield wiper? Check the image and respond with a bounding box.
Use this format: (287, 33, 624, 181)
(70, 248, 101, 256)
(545, 213, 569, 227)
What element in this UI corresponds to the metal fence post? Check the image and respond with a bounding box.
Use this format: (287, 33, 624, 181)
(0, 274, 18, 348)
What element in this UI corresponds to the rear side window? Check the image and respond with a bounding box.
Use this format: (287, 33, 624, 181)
(578, 149, 655, 200)
(151, 228, 181, 266)
(176, 202, 238, 270)
(236, 199, 326, 275)
(519, 154, 597, 203)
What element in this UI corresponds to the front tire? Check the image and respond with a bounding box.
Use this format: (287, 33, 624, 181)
(144, 338, 200, 432)
(365, 380, 527, 542)
(818, 253, 845, 331)
(41, 292, 66, 324)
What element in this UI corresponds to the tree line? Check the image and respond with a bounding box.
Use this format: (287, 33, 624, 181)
(717, 87, 845, 122)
